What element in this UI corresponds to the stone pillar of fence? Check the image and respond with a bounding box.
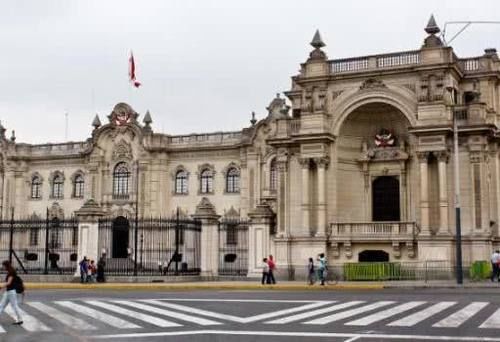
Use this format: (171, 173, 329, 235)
(248, 203, 274, 277)
(74, 199, 105, 276)
(192, 197, 220, 278)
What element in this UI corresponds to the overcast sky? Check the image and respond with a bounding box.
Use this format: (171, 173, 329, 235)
(1, 0, 499, 144)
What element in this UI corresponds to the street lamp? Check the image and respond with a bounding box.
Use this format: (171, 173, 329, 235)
(446, 86, 463, 284)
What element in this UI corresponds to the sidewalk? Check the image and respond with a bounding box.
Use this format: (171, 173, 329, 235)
(25, 280, 500, 291)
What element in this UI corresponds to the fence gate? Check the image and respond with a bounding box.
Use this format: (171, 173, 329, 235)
(0, 217, 78, 274)
(98, 216, 201, 276)
(218, 218, 249, 276)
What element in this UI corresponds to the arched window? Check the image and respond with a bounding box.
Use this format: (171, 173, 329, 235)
(175, 170, 188, 194)
(226, 168, 240, 193)
(270, 158, 277, 191)
(31, 176, 42, 199)
(200, 169, 213, 194)
(51, 174, 64, 199)
(113, 162, 130, 198)
(73, 174, 84, 198)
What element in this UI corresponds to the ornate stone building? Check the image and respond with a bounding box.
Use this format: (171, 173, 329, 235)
(1, 16, 499, 271)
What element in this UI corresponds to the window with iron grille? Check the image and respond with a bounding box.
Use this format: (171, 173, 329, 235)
(270, 158, 277, 191)
(51, 175, 64, 199)
(29, 228, 39, 246)
(226, 168, 240, 193)
(72, 224, 78, 246)
(31, 176, 42, 199)
(113, 162, 129, 197)
(226, 223, 238, 245)
(175, 170, 188, 194)
(200, 169, 213, 194)
(73, 174, 84, 198)
(49, 218, 61, 248)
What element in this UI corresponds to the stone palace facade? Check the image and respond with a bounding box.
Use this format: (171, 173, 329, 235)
(1, 16, 500, 271)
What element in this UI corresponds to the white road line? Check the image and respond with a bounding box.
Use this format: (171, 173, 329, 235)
(27, 301, 96, 330)
(480, 307, 500, 328)
(113, 300, 221, 326)
(434, 302, 488, 328)
(5, 306, 51, 332)
(304, 301, 395, 325)
(266, 301, 363, 324)
(85, 300, 181, 328)
(159, 299, 329, 303)
(388, 301, 456, 327)
(142, 299, 331, 323)
(56, 301, 142, 329)
(89, 329, 500, 341)
(345, 301, 427, 326)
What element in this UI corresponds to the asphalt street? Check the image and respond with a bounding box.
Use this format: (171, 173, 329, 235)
(2, 288, 500, 342)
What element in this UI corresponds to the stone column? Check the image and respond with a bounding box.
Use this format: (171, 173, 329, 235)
(314, 157, 329, 237)
(74, 200, 105, 276)
(435, 151, 450, 234)
(248, 203, 274, 277)
(417, 152, 430, 234)
(192, 197, 220, 278)
(299, 158, 310, 233)
(276, 148, 289, 236)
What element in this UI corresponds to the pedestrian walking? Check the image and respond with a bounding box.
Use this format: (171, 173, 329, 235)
(0, 261, 23, 325)
(491, 250, 500, 282)
(88, 260, 97, 282)
(317, 253, 327, 285)
(267, 255, 276, 284)
(79, 257, 88, 283)
(96, 257, 106, 283)
(307, 257, 316, 285)
(261, 258, 269, 285)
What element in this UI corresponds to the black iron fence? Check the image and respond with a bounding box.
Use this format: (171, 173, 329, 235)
(98, 216, 201, 276)
(0, 216, 78, 274)
(218, 218, 249, 276)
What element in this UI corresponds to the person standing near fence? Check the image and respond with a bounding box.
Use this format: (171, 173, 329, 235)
(317, 253, 327, 285)
(0, 261, 23, 325)
(261, 258, 269, 285)
(79, 257, 88, 283)
(267, 255, 276, 284)
(97, 257, 106, 283)
(491, 250, 500, 282)
(307, 257, 316, 285)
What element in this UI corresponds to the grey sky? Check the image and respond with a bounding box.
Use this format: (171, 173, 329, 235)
(1, 0, 499, 144)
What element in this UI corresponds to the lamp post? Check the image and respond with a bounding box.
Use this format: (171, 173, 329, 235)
(447, 86, 463, 284)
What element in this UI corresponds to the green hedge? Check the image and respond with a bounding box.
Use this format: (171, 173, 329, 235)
(343, 262, 403, 281)
(469, 260, 491, 281)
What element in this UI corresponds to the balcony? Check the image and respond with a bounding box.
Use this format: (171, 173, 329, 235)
(329, 222, 417, 242)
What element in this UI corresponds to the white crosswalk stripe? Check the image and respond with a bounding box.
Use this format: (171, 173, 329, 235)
(434, 302, 488, 328)
(27, 301, 97, 330)
(480, 307, 500, 328)
(345, 301, 427, 326)
(388, 301, 456, 327)
(56, 301, 142, 329)
(304, 301, 395, 325)
(85, 300, 181, 328)
(114, 300, 222, 326)
(266, 301, 363, 324)
(5, 305, 51, 332)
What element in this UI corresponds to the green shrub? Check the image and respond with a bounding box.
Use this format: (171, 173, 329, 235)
(469, 260, 491, 281)
(343, 262, 402, 281)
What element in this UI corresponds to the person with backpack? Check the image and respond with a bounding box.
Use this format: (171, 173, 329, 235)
(0, 261, 23, 325)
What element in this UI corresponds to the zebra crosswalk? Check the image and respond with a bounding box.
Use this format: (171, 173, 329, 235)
(1, 298, 500, 334)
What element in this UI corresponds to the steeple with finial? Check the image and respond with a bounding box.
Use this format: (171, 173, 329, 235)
(308, 29, 327, 61)
(422, 14, 443, 48)
(92, 114, 102, 130)
(143, 110, 153, 132)
(0, 121, 6, 140)
(250, 111, 257, 126)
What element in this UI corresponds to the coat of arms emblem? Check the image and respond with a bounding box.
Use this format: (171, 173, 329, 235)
(374, 128, 395, 147)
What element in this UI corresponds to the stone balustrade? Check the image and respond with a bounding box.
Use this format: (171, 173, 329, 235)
(329, 222, 416, 241)
(329, 51, 420, 74)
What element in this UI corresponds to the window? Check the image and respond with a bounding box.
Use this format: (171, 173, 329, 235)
(200, 169, 213, 194)
(51, 174, 64, 199)
(226, 223, 238, 245)
(113, 162, 129, 198)
(73, 174, 84, 198)
(270, 159, 277, 191)
(49, 218, 61, 249)
(175, 170, 188, 194)
(29, 228, 39, 246)
(226, 168, 240, 193)
(31, 176, 42, 199)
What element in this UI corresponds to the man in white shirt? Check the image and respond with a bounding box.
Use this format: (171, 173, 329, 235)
(491, 250, 500, 282)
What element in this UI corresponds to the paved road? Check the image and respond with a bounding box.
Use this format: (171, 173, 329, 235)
(3, 288, 500, 341)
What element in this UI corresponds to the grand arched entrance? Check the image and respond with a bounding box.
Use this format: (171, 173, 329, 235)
(112, 216, 129, 258)
(372, 176, 400, 221)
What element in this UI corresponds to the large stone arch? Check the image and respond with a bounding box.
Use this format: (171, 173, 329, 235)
(331, 86, 417, 136)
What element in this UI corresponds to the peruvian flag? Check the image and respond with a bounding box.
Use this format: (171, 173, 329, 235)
(128, 51, 141, 88)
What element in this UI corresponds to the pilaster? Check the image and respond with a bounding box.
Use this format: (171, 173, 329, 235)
(192, 197, 220, 277)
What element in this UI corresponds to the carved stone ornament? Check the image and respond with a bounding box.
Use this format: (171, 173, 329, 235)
(48, 202, 64, 219)
(433, 151, 450, 163)
(112, 139, 133, 161)
(108, 103, 138, 126)
(374, 129, 396, 147)
(359, 78, 387, 90)
(313, 156, 330, 168)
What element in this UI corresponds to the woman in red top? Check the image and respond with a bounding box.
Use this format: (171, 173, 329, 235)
(0, 261, 23, 325)
(267, 255, 276, 284)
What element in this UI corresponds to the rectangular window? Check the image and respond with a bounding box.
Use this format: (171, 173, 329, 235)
(29, 229, 39, 246)
(226, 224, 238, 245)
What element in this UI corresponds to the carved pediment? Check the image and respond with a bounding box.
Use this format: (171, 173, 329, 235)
(112, 139, 133, 161)
(359, 78, 386, 91)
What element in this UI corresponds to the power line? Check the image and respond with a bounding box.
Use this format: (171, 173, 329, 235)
(442, 21, 500, 46)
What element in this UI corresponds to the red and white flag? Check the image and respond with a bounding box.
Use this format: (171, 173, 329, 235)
(128, 51, 141, 88)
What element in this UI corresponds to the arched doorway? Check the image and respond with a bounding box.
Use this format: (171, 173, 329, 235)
(372, 176, 400, 221)
(359, 250, 389, 262)
(112, 216, 129, 258)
